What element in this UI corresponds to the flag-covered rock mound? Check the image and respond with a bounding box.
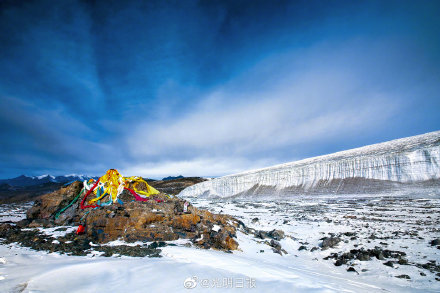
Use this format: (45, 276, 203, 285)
(23, 179, 239, 252)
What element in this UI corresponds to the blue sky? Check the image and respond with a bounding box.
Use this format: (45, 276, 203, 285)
(0, 0, 439, 178)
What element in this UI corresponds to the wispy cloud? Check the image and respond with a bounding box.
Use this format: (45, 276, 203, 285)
(0, 0, 439, 178)
(126, 41, 401, 176)
(121, 157, 282, 178)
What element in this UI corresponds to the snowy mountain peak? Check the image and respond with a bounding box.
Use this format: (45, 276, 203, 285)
(0, 174, 92, 187)
(64, 174, 87, 178)
(35, 174, 55, 180)
(180, 131, 440, 198)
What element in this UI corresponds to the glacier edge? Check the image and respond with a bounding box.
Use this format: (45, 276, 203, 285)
(179, 131, 440, 198)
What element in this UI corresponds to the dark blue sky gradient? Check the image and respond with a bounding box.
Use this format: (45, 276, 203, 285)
(1, 0, 439, 178)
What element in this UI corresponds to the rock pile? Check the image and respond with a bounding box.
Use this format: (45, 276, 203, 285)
(324, 247, 408, 267)
(21, 181, 239, 252)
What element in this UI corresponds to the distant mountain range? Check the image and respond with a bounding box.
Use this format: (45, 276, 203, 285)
(0, 174, 193, 188)
(162, 175, 184, 181)
(0, 174, 91, 187)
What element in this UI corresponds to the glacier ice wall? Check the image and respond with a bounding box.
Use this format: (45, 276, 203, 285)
(180, 131, 440, 198)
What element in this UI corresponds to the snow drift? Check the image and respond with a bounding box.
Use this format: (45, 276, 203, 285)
(180, 131, 440, 197)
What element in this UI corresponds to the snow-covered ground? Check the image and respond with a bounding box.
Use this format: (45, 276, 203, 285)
(0, 202, 31, 223)
(1, 192, 439, 292)
(192, 193, 440, 291)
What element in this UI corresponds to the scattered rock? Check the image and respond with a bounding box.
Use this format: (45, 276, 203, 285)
(357, 252, 371, 261)
(298, 245, 307, 251)
(268, 239, 286, 255)
(377, 252, 385, 260)
(268, 229, 285, 241)
(395, 274, 410, 279)
(254, 229, 285, 241)
(347, 267, 358, 274)
(325, 246, 408, 269)
(398, 258, 408, 265)
(415, 261, 440, 274)
(320, 237, 341, 249)
(430, 239, 440, 246)
(255, 230, 267, 239)
(335, 259, 346, 266)
(270, 239, 281, 250)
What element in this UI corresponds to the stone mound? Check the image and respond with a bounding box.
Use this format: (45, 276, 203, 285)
(24, 181, 239, 251)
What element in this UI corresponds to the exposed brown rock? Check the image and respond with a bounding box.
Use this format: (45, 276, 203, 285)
(172, 214, 201, 230)
(25, 182, 239, 251)
(26, 181, 83, 220)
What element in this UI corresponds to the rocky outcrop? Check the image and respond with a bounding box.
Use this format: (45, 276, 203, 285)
(148, 177, 206, 195)
(25, 182, 239, 251)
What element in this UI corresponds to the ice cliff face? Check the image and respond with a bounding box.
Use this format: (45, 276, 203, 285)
(180, 131, 440, 197)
